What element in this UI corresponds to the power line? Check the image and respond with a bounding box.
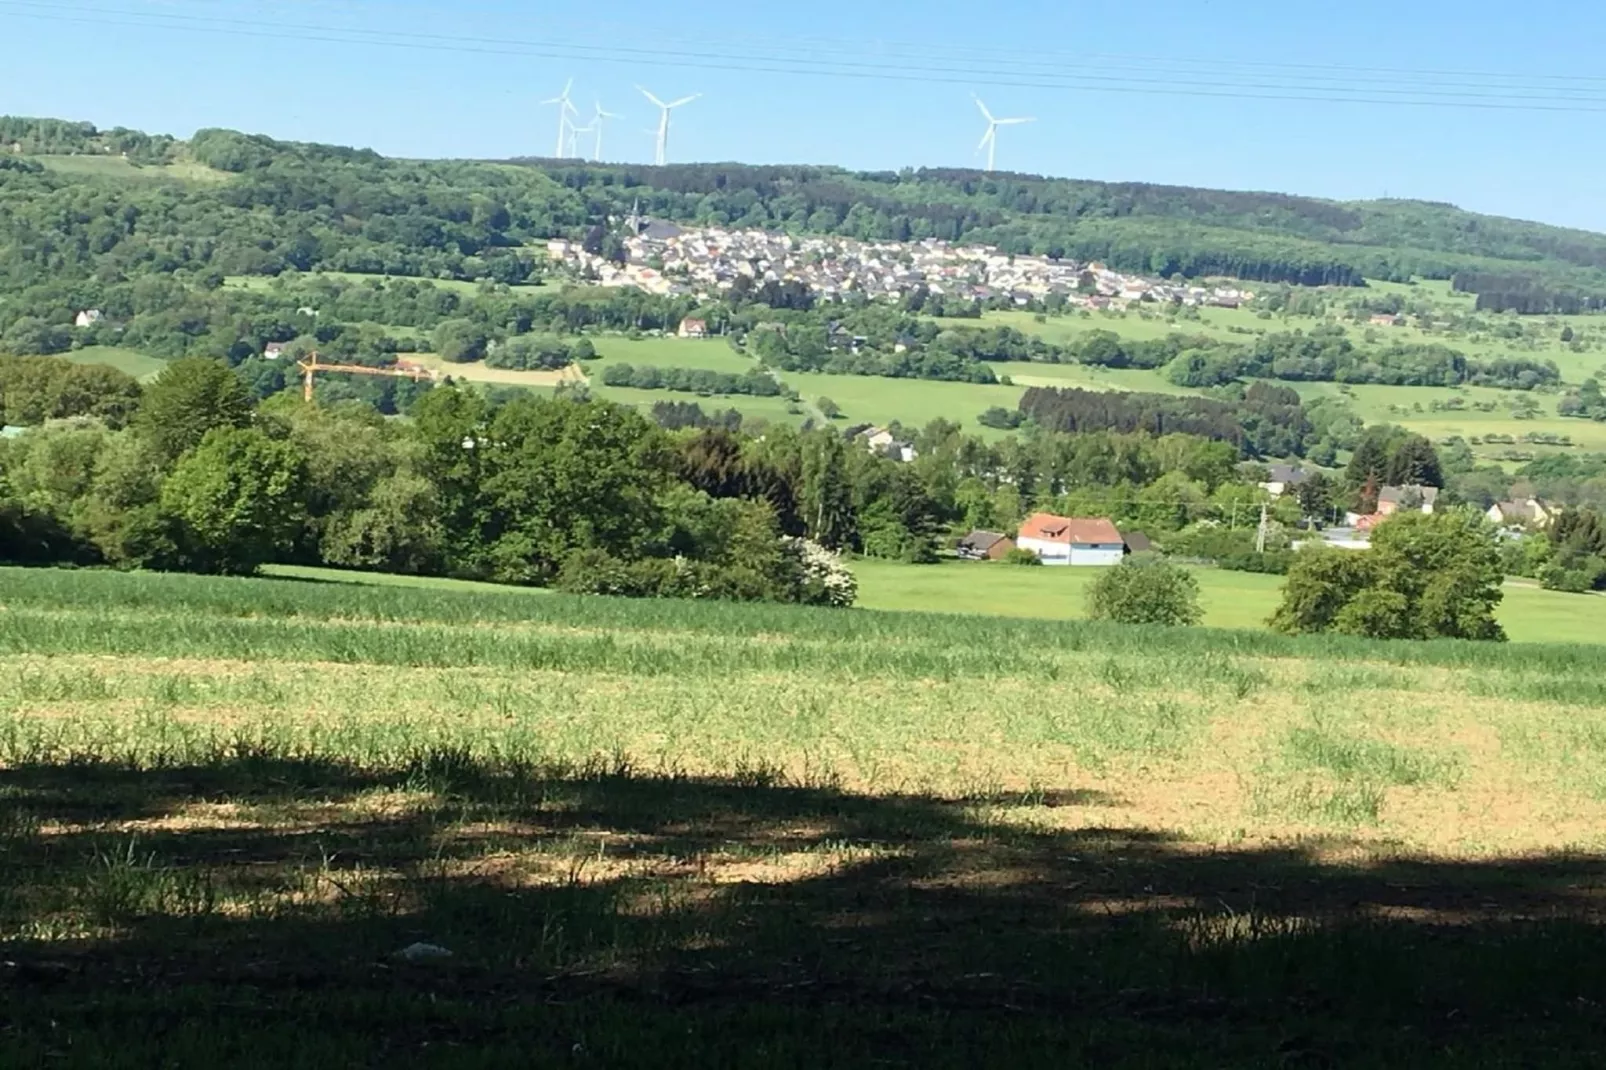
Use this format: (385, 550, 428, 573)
(180, 0, 1606, 90)
(7, 0, 1606, 113)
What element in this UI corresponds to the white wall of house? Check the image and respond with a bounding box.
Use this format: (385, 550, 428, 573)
(1018, 537, 1123, 566)
(1069, 544, 1125, 566)
(1017, 536, 1069, 564)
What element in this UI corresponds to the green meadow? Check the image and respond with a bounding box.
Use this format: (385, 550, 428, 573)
(4, 565, 1606, 1065)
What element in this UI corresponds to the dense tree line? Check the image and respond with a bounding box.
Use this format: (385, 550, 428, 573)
(1017, 382, 1312, 458)
(0, 357, 142, 427)
(0, 359, 858, 605)
(1453, 272, 1606, 315)
(601, 363, 782, 397)
(3, 353, 1311, 585)
(1161, 326, 1559, 391)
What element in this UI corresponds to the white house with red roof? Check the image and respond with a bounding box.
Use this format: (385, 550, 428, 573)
(1015, 512, 1126, 567)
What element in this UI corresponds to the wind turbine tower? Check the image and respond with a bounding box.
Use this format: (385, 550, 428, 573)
(542, 78, 579, 158)
(590, 101, 620, 162)
(638, 86, 700, 166)
(973, 96, 1034, 173)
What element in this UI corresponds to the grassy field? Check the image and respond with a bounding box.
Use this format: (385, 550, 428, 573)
(586, 335, 757, 374)
(55, 347, 169, 382)
(411, 353, 584, 389)
(35, 155, 231, 185)
(3, 565, 1606, 1065)
(786, 371, 1026, 430)
(848, 558, 1606, 643)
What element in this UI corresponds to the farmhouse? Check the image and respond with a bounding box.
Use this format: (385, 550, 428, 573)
(1487, 498, 1557, 528)
(263, 342, 289, 360)
(1377, 485, 1439, 515)
(1369, 313, 1404, 327)
(1259, 465, 1313, 497)
(677, 317, 709, 339)
(1016, 513, 1125, 567)
(957, 530, 1015, 561)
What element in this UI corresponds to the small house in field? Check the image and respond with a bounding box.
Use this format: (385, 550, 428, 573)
(1259, 465, 1312, 497)
(74, 309, 103, 328)
(957, 530, 1015, 561)
(1487, 498, 1557, 529)
(677, 317, 708, 339)
(1377, 485, 1439, 516)
(263, 342, 289, 360)
(1369, 313, 1404, 328)
(1015, 512, 1125, 566)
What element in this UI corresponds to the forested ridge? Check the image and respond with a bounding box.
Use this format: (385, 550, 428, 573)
(6, 115, 1606, 306)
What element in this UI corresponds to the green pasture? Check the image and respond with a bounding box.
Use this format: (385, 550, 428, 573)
(585, 335, 757, 374)
(35, 154, 231, 184)
(850, 557, 1606, 644)
(3, 565, 1606, 1065)
(783, 371, 1025, 430)
(55, 347, 168, 382)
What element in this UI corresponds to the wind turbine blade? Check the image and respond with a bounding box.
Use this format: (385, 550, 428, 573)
(637, 86, 666, 109)
(562, 77, 573, 97)
(973, 96, 994, 123)
(997, 117, 1034, 126)
(667, 94, 700, 108)
(976, 128, 994, 153)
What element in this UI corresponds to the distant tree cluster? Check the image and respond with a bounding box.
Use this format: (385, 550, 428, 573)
(1454, 272, 1606, 315)
(0, 357, 143, 428)
(1271, 511, 1506, 641)
(601, 363, 782, 397)
(1162, 326, 1559, 391)
(1018, 382, 1312, 458)
(483, 334, 592, 371)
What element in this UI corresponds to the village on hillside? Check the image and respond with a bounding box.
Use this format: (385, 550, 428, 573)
(546, 215, 1255, 309)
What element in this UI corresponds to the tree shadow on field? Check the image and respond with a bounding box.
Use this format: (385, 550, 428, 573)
(4, 753, 1606, 1068)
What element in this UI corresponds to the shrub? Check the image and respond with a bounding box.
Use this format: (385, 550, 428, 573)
(1218, 550, 1295, 575)
(1270, 511, 1505, 641)
(1086, 555, 1202, 627)
(1002, 547, 1042, 566)
(785, 537, 857, 607)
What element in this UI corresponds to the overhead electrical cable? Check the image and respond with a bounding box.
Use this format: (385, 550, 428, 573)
(7, 0, 1606, 113)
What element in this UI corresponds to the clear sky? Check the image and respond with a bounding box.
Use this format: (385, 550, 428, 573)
(5, 0, 1606, 230)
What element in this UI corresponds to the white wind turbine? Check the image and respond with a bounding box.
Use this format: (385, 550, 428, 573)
(590, 100, 620, 162)
(973, 96, 1034, 173)
(638, 86, 700, 166)
(541, 78, 579, 158)
(566, 119, 595, 159)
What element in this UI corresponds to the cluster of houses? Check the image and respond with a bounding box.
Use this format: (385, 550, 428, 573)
(958, 513, 1144, 566)
(546, 217, 1254, 309)
(1262, 465, 1560, 551)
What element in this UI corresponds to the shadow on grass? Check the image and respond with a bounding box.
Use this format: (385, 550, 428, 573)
(3, 753, 1606, 1067)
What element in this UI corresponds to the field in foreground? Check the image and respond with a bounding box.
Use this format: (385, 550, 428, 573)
(3, 567, 1606, 1066)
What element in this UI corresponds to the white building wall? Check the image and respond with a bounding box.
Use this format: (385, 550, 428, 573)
(1017, 536, 1070, 565)
(1069, 544, 1125, 567)
(1018, 538, 1124, 566)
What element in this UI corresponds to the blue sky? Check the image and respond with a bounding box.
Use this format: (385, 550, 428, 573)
(5, 0, 1606, 230)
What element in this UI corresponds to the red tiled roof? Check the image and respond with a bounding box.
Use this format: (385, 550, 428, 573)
(1017, 512, 1123, 545)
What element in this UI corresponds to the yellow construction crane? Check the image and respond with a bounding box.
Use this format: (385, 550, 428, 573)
(294, 351, 437, 402)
